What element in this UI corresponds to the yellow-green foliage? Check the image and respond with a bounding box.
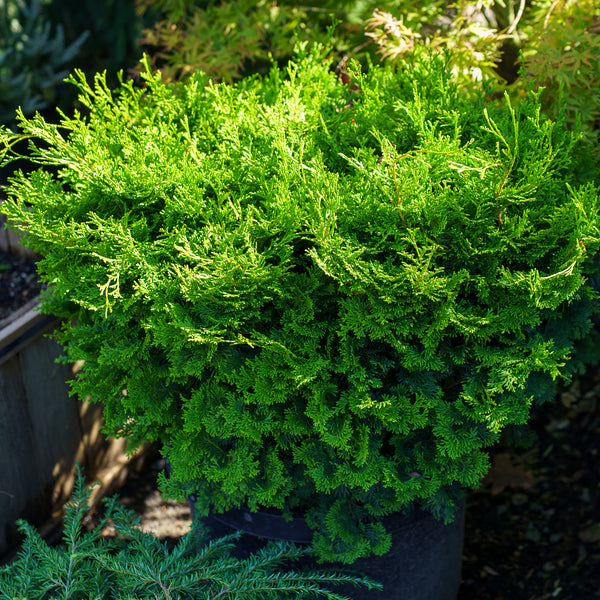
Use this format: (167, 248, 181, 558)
(135, 0, 600, 147)
(365, 0, 600, 145)
(134, 0, 444, 81)
(364, 1, 508, 88)
(518, 0, 600, 141)
(1, 47, 599, 563)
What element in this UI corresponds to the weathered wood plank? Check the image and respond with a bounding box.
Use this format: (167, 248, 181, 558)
(6, 227, 36, 258)
(0, 301, 49, 366)
(0, 206, 37, 258)
(0, 355, 41, 556)
(0, 294, 153, 561)
(20, 332, 83, 508)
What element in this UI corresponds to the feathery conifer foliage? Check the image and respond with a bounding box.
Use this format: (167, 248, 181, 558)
(1, 46, 599, 562)
(0, 465, 377, 598)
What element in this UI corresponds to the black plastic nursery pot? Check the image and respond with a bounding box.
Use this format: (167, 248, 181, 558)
(191, 498, 466, 600)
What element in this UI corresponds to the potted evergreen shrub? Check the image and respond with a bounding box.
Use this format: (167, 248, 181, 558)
(1, 46, 599, 599)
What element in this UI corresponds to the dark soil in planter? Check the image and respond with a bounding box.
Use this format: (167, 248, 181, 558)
(100, 366, 600, 600)
(0, 251, 44, 322)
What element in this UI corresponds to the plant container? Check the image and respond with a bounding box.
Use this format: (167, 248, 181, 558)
(192, 500, 465, 600)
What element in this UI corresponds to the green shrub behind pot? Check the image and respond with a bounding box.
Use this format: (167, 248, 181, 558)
(1, 47, 599, 563)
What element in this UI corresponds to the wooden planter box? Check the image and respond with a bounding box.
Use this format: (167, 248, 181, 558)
(0, 220, 149, 558)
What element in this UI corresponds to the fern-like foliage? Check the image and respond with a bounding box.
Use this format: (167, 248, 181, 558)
(1, 46, 599, 562)
(0, 466, 379, 599)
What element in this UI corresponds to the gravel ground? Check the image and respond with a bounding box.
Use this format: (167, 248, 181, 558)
(99, 457, 192, 546)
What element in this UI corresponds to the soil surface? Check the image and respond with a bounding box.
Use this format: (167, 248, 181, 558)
(0, 251, 44, 321)
(108, 368, 600, 600)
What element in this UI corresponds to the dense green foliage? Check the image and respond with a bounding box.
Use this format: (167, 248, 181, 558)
(1, 47, 599, 562)
(0, 466, 377, 599)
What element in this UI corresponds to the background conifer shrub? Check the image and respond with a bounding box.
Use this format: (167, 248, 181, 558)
(1, 47, 599, 563)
